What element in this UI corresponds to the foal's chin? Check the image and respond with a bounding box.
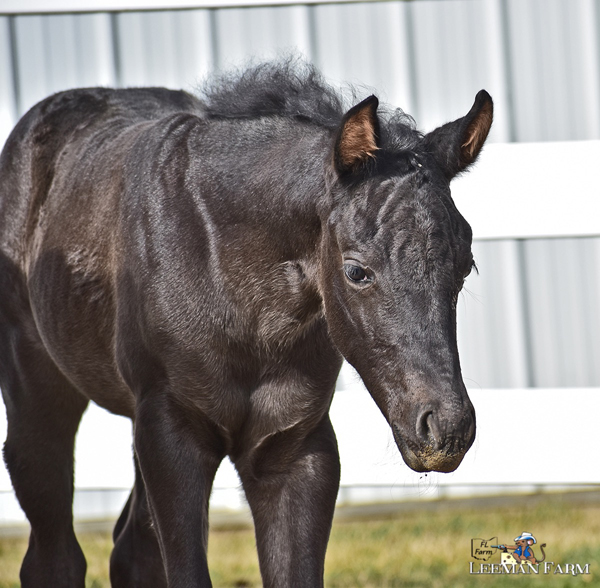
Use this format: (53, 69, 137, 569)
(401, 445, 467, 474)
(393, 431, 470, 474)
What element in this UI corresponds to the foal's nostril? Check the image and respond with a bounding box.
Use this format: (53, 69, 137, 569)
(416, 410, 439, 448)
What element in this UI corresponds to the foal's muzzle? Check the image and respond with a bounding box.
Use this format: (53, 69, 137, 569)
(392, 401, 476, 473)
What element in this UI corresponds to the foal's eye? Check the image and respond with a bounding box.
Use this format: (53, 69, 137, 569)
(343, 263, 372, 285)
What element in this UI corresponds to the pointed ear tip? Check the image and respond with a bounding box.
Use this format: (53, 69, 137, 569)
(475, 89, 493, 106)
(345, 94, 380, 119)
(363, 94, 379, 110)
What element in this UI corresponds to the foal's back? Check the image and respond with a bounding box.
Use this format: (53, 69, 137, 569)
(0, 87, 202, 259)
(0, 87, 204, 417)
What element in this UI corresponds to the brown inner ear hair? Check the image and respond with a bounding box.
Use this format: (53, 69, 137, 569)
(338, 105, 380, 171)
(461, 99, 493, 160)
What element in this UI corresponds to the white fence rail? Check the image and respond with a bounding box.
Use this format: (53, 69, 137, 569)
(2, 367, 599, 523)
(453, 141, 600, 240)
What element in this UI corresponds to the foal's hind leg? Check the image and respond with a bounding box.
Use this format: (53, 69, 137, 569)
(110, 456, 167, 588)
(1, 328, 89, 587)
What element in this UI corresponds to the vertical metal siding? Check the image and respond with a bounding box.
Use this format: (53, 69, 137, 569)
(12, 16, 48, 114)
(0, 18, 17, 146)
(311, 2, 413, 112)
(11, 13, 116, 116)
(1, 0, 600, 389)
(456, 236, 600, 389)
(5, 1, 600, 141)
(522, 238, 600, 387)
(114, 10, 213, 90)
(457, 240, 532, 389)
(409, 1, 498, 135)
(504, 0, 600, 141)
(213, 6, 311, 69)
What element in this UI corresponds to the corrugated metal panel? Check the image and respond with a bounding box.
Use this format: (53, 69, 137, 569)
(457, 237, 600, 389)
(1, 0, 600, 389)
(213, 5, 311, 69)
(11, 16, 47, 115)
(408, 0, 510, 141)
(0, 0, 397, 14)
(11, 13, 115, 116)
(522, 238, 600, 387)
(0, 18, 17, 148)
(504, 0, 600, 141)
(114, 10, 212, 90)
(457, 240, 531, 389)
(4, 0, 600, 141)
(311, 2, 413, 112)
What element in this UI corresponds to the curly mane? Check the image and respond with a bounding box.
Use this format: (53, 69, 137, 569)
(197, 58, 422, 150)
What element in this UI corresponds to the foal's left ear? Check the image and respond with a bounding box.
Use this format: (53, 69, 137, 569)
(334, 95, 381, 176)
(423, 90, 493, 180)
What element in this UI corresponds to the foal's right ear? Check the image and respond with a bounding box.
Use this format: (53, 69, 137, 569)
(334, 95, 381, 176)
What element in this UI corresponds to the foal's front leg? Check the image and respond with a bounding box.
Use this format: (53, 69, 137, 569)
(236, 415, 340, 588)
(134, 396, 224, 587)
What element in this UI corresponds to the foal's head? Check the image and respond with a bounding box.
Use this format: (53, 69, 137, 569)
(319, 92, 493, 472)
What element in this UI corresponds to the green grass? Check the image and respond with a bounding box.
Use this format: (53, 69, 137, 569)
(1, 493, 598, 587)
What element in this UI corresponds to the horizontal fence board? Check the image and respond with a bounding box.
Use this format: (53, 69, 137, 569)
(2, 385, 599, 521)
(452, 141, 600, 240)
